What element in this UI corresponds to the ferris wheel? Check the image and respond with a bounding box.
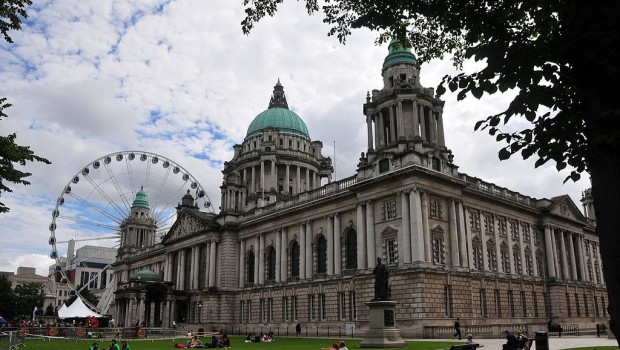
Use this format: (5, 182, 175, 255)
(47, 151, 214, 312)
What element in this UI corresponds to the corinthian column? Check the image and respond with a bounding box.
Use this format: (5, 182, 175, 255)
(259, 234, 265, 284)
(276, 230, 282, 282)
(327, 215, 334, 275)
(300, 223, 306, 279)
(209, 240, 217, 287)
(239, 239, 245, 287)
(356, 203, 367, 269)
(567, 232, 578, 280)
(448, 198, 460, 267)
(400, 191, 411, 264)
(334, 214, 341, 274)
(366, 201, 376, 265)
(410, 189, 424, 262)
(544, 226, 556, 278)
(559, 230, 569, 279)
(305, 221, 313, 278)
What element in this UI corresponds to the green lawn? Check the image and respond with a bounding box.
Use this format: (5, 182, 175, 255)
(20, 335, 459, 350)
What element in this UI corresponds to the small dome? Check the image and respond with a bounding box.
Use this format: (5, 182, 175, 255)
(383, 39, 417, 69)
(245, 80, 310, 140)
(132, 186, 149, 209)
(129, 269, 162, 283)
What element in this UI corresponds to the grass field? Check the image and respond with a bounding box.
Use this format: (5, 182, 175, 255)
(20, 335, 460, 350)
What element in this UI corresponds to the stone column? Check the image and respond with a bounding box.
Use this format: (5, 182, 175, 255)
(254, 235, 260, 283)
(559, 230, 570, 279)
(508, 231, 515, 274)
(519, 223, 526, 274)
(448, 198, 460, 267)
(532, 236, 539, 277)
(421, 190, 431, 262)
(334, 214, 341, 275)
(412, 101, 420, 138)
(127, 298, 134, 327)
(260, 161, 265, 195)
(205, 242, 211, 288)
(419, 104, 427, 140)
(179, 249, 186, 291)
(281, 227, 288, 280)
(577, 235, 586, 281)
(251, 165, 256, 193)
(165, 253, 173, 282)
(428, 108, 436, 144)
(366, 114, 374, 151)
(366, 201, 376, 266)
(296, 166, 301, 194)
(436, 110, 446, 147)
(276, 229, 282, 282)
(285, 165, 290, 194)
(389, 104, 396, 143)
(175, 251, 182, 289)
(300, 223, 306, 279)
(373, 114, 380, 151)
(327, 215, 334, 275)
(457, 201, 468, 267)
(551, 228, 560, 277)
(239, 239, 246, 287)
(400, 191, 411, 264)
(305, 221, 313, 278)
(494, 216, 502, 272)
(377, 111, 384, 147)
(544, 226, 556, 278)
(271, 160, 276, 191)
(357, 203, 367, 269)
(567, 232, 578, 280)
(478, 210, 488, 271)
(396, 100, 404, 139)
(259, 234, 265, 285)
(209, 240, 217, 287)
(189, 247, 196, 289)
(410, 189, 424, 262)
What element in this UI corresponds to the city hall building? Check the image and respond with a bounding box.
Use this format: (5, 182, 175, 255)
(111, 41, 607, 337)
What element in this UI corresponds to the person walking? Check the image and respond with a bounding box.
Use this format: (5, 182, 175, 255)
(454, 318, 462, 340)
(296, 323, 302, 337)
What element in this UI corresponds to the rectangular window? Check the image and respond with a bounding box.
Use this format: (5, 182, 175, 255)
(584, 293, 589, 317)
(480, 289, 487, 318)
(521, 291, 527, 317)
(240, 301, 245, 323)
(247, 300, 251, 322)
(594, 296, 600, 317)
(260, 299, 265, 321)
(379, 158, 390, 173)
(575, 293, 580, 317)
(269, 298, 273, 321)
(498, 217, 507, 237)
(533, 291, 539, 317)
(525, 254, 534, 276)
(501, 250, 510, 273)
(283, 297, 288, 321)
(386, 239, 397, 264)
(494, 289, 501, 318)
(566, 293, 572, 316)
(320, 294, 327, 320)
(513, 251, 522, 275)
(292, 296, 298, 321)
(473, 247, 483, 270)
(484, 215, 494, 234)
(469, 211, 480, 230)
(487, 248, 497, 271)
(384, 199, 397, 220)
(310, 295, 316, 320)
(510, 220, 519, 239)
(508, 291, 515, 317)
(432, 237, 445, 265)
(430, 198, 443, 219)
(339, 292, 346, 320)
(444, 285, 452, 317)
(349, 291, 357, 320)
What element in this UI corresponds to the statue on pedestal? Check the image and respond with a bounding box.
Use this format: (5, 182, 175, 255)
(373, 257, 390, 300)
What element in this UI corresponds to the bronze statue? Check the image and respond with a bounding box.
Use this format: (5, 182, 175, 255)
(373, 257, 390, 300)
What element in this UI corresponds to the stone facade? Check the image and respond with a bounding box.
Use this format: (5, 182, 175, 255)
(111, 41, 607, 337)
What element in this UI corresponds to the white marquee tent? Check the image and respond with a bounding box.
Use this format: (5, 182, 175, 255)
(57, 297, 104, 318)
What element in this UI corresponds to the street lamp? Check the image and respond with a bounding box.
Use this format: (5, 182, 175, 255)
(198, 304, 202, 325)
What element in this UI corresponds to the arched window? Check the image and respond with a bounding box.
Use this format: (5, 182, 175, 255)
(317, 235, 327, 273)
(247, 250, 255, 284)
(346, 229, 357, 269)
(267, 246, 276, 281)
(291, 241, 300, 277)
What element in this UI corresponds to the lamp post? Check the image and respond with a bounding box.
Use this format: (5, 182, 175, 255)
(198, 304, 202, 325)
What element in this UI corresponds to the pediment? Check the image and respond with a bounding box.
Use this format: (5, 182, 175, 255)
(548, 195, 586, 222)
(162, 210, 211, 243)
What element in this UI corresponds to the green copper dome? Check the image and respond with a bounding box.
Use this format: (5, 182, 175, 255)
(383, 39, 417, 69)
(132, 186, 149, 209)
(129, 269, 162, 283)
(245, 80, 310, 140)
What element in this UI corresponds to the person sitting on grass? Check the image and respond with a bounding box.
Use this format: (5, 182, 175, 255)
(338, 341, 348, 350)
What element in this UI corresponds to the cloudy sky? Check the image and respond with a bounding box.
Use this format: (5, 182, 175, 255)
(0, 0, 589, 276)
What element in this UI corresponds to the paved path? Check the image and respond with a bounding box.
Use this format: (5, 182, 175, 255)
(427, 336, 618, 350)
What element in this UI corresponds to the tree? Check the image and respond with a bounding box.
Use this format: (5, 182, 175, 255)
(241, 0, 620, 342)
(0, 0, 50, 214)
(0, 274, 16, 319)
(13, 282, 43, 318)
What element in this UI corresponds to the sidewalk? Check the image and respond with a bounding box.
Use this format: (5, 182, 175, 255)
(434, 336, 618, 350)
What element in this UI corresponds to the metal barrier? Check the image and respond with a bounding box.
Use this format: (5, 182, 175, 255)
(0, 331, 24, 350)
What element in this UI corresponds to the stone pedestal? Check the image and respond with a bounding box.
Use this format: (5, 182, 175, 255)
(360, 300, 405, 348)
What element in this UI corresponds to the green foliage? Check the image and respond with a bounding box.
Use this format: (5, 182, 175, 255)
(13, 282, 44, 318)
(0, 98, 51, 213)
(0, 0, 32, 43)
(241, 0, 619, 183)
(0, 274, 16, 319)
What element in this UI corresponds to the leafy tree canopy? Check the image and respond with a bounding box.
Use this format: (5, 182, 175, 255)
(1, 0, 51, 214)
(12, 282, 44, 318)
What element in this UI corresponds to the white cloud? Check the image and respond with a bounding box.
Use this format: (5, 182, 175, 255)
(0, 0, 590, 276)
